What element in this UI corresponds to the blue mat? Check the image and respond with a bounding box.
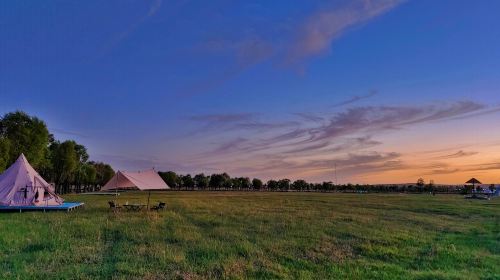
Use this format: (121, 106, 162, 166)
(0, 202, 85, 212)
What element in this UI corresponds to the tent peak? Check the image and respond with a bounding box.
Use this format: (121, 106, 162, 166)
(16, 154, 30, 168)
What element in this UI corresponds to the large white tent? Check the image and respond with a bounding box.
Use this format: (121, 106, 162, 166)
(101, 169, 169, 191)
(0, 154, 63, 206)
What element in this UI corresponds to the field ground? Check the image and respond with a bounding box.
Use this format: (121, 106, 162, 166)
(0, 192, 498, 279)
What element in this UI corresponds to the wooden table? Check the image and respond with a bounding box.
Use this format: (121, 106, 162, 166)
(123, 204, 146, 211)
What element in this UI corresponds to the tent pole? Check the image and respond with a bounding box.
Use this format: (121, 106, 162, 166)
(115, 171, 118, 199)
(147, 190, 151, 211)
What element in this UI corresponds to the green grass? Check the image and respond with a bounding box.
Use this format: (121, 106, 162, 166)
(0, 192, 498, 279)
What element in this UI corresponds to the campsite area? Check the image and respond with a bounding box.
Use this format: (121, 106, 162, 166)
(0, 192, 498, 279)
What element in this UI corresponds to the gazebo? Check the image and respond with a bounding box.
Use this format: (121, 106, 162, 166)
(464, 178, 492, 200)
(466, 178, 482, 192)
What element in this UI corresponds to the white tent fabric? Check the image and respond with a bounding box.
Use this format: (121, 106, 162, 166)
(0, 154, 64, 206)
(101, 169, 169, 191)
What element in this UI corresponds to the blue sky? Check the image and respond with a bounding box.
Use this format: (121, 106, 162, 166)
(1, 0, 500, 183)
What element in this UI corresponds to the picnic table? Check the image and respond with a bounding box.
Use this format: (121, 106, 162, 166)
(123, 204, 146, 211)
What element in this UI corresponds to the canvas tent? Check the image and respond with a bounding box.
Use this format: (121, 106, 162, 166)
(101, 170, 169, 191)
(0, 154, 64, 206)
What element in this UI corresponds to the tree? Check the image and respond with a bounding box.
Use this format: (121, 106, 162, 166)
(90, 161, 115, 188)
(267, 180, 278, 191)
(278, 179, 291, 191)
(222, 173, 232, 190)
(240, 177, 251, 190)
(75, 163, 97, 192)
(322, 181, 334, 192)
(0, 138, 10, 172)
(210, 174, 227, 190)
(252, 178, 263, 190)
(181, 174, 195, 190)
(194, 173, 209, 190)
(50, 140, 79, 193)
(231, 178, 241, 190)
(292, 179, 308, 191)
(0, 111, 50, 168)
(74, 142, 89, 163)
(417, 178, 425, 191)
(159, 171, 180, 189)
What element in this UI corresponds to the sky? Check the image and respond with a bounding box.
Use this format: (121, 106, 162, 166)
(1, 0, 500, 184)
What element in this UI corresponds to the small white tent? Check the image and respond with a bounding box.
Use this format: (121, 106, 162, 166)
(0, 154, 64, 206)
(101, 170, 169, 191)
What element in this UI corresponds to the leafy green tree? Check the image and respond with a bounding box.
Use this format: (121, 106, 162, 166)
(231, 178, 241, 190)
(267, 180, 278, 191)
(0, 111, 50, 168)
(50, 140, 78, 193)
(0, 138, 11, 172)
(209, 174, 226, 190)
(194, 173, 209, 190)
(221, 173, 232, 190)
(90, 161, 115, 187)
(292, 179, 308, 191)
(159, 171, 180, 189)
(182, 174, 195, 190)
(240, 177, 251, 190)
(278, 179, 291, 191)
(252, 178, 263, 190)
(75, 163, 97, 192)
(322, 182, 334, 192)
(74, 142, 89, 163)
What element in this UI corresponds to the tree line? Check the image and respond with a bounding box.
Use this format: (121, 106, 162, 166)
(0, 111, 114, 193)
(158, 171, 481, 194)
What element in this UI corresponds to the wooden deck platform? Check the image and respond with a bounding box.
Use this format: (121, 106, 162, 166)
(0, 202, 85, 213)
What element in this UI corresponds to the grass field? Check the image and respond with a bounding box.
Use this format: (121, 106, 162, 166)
(0, 192, 498, 279)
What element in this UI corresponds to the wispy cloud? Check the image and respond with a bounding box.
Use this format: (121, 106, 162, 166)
(186, 113, 298, 133)
(332, 90, 377, 107)
(426, 168, 461, 175)
(187, 113, 254, 123)
(465, 162, 500, 172)
(285, 0, 403, 67)
(283, 135, 380, 155)
(203, 101, 496, 156)
(100, 0, 163, 55)
(293, 112, 325, 123)
(436, 150, 478, 159)
(310, 101, 487, 143)
(211, 151, 405, 180)
(147, 0, 163, 17)
(182, 37, 274, 96)
(50, 128, 88, 138)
